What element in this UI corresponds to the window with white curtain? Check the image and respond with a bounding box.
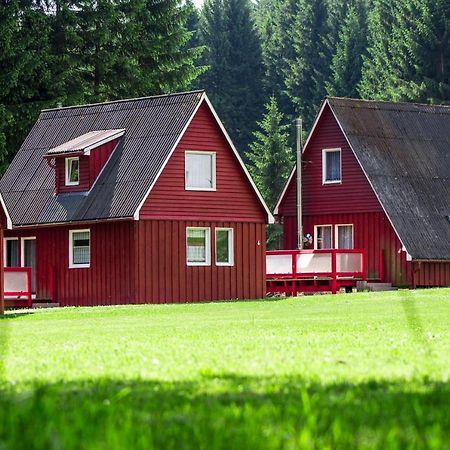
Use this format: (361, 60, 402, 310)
(185, 151, 216, 190)
(335, 225, 353, 249)
(322, 149, 341, 183)
(69, 229, 90, 268)
(186, 227, 211, 265)
(315, 225, 333, 249)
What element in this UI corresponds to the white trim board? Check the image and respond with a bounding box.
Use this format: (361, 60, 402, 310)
(134, 93, 274, 224)
(0, 193, 13, 229)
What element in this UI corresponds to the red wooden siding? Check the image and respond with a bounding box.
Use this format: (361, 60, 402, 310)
(278, 105, 450, 288)
(134, 220, 266, 303)
(89, 138, 119, 185)
(5, 221, 136, 306)
(54, 139, 119, 193)
(55, 155, 90, 193)
(278, 105, 382, 217)
(140, 103, 266, 223)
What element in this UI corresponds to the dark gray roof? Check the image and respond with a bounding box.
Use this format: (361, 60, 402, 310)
(0, 91, 205, 225)
(328, 97, 450, 261)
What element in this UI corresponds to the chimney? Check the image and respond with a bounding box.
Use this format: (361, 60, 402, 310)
(296, 118, 303, 250)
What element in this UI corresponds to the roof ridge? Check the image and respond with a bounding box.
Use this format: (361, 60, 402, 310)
(327, 96, 450, 112)
(42, 90, 205, 113)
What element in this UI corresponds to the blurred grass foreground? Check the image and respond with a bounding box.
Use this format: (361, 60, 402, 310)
(0, 288, 449, 449)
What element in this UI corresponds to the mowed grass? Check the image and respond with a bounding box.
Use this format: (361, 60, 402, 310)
(1, 289, 449, 449)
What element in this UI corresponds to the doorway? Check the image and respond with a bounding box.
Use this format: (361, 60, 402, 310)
(21, 237, 36, 293)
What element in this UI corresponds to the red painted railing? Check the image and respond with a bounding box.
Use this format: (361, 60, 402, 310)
(4, 267, 32, 308)
(266, 249, 367, 295)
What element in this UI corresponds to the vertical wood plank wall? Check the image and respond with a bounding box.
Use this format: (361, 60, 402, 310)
(135, 220, 266, 303)
(5, 221, 137, 306)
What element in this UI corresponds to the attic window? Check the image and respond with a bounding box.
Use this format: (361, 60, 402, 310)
(65, 157, 79, 186)
(322, 148, 341, 184)
(185, 151, 216, 191)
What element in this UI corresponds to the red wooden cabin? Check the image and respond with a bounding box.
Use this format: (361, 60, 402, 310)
(0, 91, 273, 307)
(274, 97, 450, 291)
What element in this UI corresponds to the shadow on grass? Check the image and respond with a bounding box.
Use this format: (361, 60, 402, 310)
(0, 374, 448, 450)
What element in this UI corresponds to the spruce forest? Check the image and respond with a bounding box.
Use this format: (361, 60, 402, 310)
(1, 0, 449, 212)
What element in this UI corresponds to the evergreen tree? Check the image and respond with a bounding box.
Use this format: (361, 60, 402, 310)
(284, 0, 330, 128)
(359, 0, 450, 102)
(246, 97, 293, 248)
(246, 97, 293, 210)
(326, 1, 368, 97)
(256, 0, 298, 120)
(198, 0, 265, 156)
(0, 0, 53, 168)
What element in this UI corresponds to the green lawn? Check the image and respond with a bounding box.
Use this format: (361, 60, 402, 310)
(1, 289, 449, 449)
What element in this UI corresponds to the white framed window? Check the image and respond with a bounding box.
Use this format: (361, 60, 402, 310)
(215, 228, 234, 266)
(69, 229, 90, 268)
(65, 157, 80, 186)
(186, 227, 211, 266)
(185, 151, 216, 191)
(314, 225, 333, 249)
(4, 237, 19, 267)
(335, 224, 354, 249)
(322, 148, 341, 184)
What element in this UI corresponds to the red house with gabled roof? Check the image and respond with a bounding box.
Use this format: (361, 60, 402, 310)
(274, 97, 450, 289)
(0, 90, 273, 307)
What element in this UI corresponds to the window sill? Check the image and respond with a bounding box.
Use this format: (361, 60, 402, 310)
(185, 187, 216, 192)
(187, 262, 211, 266)
(322, 180, 342, 185)
(69, 264, 90, 269)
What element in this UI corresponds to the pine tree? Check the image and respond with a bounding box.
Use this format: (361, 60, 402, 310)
(359, 0, 450, 102)
(0, 0, 53, 169)
(326, 1, 368, 97)
(246, 97, 293, 248)
(246, 97, 293, 210)
(198, 0, 265, 156)
(284, 0, 330, 128)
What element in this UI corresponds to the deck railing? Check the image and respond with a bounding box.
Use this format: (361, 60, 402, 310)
(4, 267, 32, 307)
(266, 249, 367, 294)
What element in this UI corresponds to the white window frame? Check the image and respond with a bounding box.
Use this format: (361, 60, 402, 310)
(314, 225, 333, 250)
(185, 151, 216, 191)
(334, 224, 354, 249)
(65, 156, 80, 186)
(215, 227, 234, 266)
(186, 227, 211, 266)
(322, 148, 342, 184)
(4, 237, 19, 267)
(20, 236, 36, 268)
(69, 229, 90, 268)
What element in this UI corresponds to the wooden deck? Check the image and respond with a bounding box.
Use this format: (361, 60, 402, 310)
(266, 249, 367, 295)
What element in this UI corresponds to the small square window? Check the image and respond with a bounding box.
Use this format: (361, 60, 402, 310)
(322, 149, 341, 184)
(185, 151, 216, 190)
(65, 157, 79, 186)
(186, 227, 211, 266)
(215, 228, 234, 266)
(69, 229, 90, 268)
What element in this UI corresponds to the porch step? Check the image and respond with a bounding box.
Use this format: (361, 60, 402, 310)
(357, 281, 396, 292)
(32, 302, 60, 309)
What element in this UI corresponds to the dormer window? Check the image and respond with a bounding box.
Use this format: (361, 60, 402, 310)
(44, 129, 125, 193)
(185, 151, 216, 191)
(65, 157, 79, 186)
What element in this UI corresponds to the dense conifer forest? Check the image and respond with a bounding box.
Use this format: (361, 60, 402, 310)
(1, 0, 449, 207)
